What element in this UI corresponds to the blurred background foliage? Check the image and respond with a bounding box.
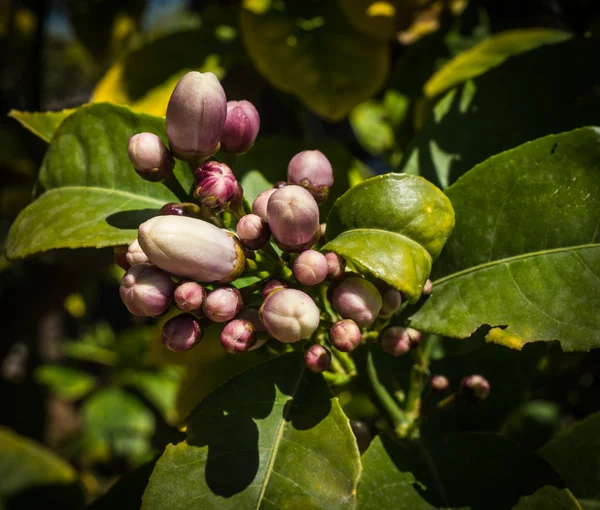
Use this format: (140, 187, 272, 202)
(1, 0, 600, 507)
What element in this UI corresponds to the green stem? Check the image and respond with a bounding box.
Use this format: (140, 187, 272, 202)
(332, 349, 357, 377)
(320, 285, 339, 323)
(163, 176, 190, 203)
(261, 243, 286, 267)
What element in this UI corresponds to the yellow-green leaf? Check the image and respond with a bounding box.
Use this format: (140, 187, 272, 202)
(9, 108, 77, 143)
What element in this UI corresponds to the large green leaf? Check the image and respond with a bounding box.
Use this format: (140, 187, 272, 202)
(540, 413, 600, 508)
(9, 108, 77, 143)
(6, 103, 194, 259)
(410, 128, 600, 352)
(240, 0, 389, 121)
(142, 353, 361, 509)
(358, 433, 565, 510)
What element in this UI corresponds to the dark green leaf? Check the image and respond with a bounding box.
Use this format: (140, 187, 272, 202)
(512, 486, 582, 510)
(34, 365, 96, 401)
(142, 353, 361, 509)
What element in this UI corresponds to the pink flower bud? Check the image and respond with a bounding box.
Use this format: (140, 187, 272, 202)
(128, 133, 175, 182)
(287, 150, 334, 204)
(113, 246, 130, 270)
(260, 289, 320, 343)
(220, 319, 257, 354)
(159, 202, 202, 218)
(293, 250, 328, 286)
(267, 185, 320, 252)
(325, 252, 346, 280)
(238, 308, 268, 350)
(162, 313, 203, 352)
(459, 375, 490, 402)
(261, 278, 288, 300)
(221, 100, 260, 154)
(252, 188, 277, 221)
(119, 264, 174, 317)
(379, 326, 411, 357)
(236, 214, 271, 250)
(430, 375, 449, 393)
(423, 279, 433, 296)
(330, 319, 362, 352)
(138, 216, 245, 284)
(126, 238, 149, 267)
(376, 281, 402, 319)
(193, 161, 238, 211)
(203, 285, 242, 322)
(305, 344, 331, 373)
(174, 280, 206, 313)
(405, 327, 422, 347)
(166, 71, 227, 163)
(332, 277, 382, 327)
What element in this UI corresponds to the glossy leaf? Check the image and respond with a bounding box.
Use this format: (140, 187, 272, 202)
(240, 0, 389, 121)
(6, 103, 194, 259)
(34, 365, 96, 401)
(424, 29, 571, 98)
(142, 353, 361, 509)
(9, 108, 77, 143)
(512, 487, 582, 510)
(410, 127, 600, 351)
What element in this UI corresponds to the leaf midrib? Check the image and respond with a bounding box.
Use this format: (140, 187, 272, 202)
(37, 185, 168, 207)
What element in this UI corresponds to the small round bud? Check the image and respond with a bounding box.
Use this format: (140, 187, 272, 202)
(267, 185, 320, 252)
(261, 278, 288, 300)
(405, 327, 423, 347)
(128, 133, 175, 182)
(293, 250, 328, 286)
(162, 313, 203, 352)
(119, 264, 174, 317)
(379, 326, 411, 357)
(126, 238, 150, 267)
(332, 277, 382, 327)
(236, 214, 271, 250)
(220, 319, 257, 354)
(193, 161, 239, 211)
(459, 375, 490, 403)
(430, 375, 450, 393)
(221, 100, 260, 154)
(287, 150, 334, 204)
(203, 286, 242, 322)
(305, 344, 331, 373)
(113, 246, 130, 270)
(376, 281, 402, 318)
(260, 289, 320, 343)
(252, 188, 277, 221)
(166, 71, 227, 163)
(158, 202, 202, 218)
(237, 308, 268, 350)
(423, 279, 433, 296)
(325, 252, 346, 280)
(330, 319, 362, 352)
(174, 280, 206, 313)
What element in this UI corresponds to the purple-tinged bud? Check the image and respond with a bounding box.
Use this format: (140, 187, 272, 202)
(423, 279, 433, 296)
(119, 264, 174, 317)
(166, 71, 227, 163)
(332, 277, 382, 327)
(293, 250, 328, 286)
(459, 375, 490, 403)
(203, 285, 242, 322)
(267, 185, 320, 252)
(128, 133, 175, 182)
(260, 289, 320, 343)
(138, 216, 245, 284)
(162, 313, 203, 352)
(330, 319, 362, 352)
(287, 150, 334, 204)
(158, 202, 202, 218)
(406, 327, 423, 347)
(379, 326, 412, 357)
(376, 281, 402, 318)
(261, 278, 288, 300)
(114, 246, 130, 271)
(430, 375, 449, 393)
(252, 188, 277, 221)
(220, 319, 257, 354)
(174, 280, 206, 313)
(274, 181, 287, 189)
(237, 214, 271, 250)
(126, 238, 150, 267)
(193, 161, 237, 211)
(305, 344, 331, 373)
(325, 252, 346, 280)
(237, 308, 268, 350)
(221, 100, 260, 154)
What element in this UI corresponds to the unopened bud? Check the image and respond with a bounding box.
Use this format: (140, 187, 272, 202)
(261, 278, 288, 300)
(293, 250, 328, 286)
(376, 281, 402, 318)
(325, 252, 346, 280)
(128, 133, 175, 182)
(166, 71, 226, 163)
(260, 288, 320, 343)
(287, 150, 334, 204)
(162, 313, 203, 352)
(193, 161, 239, 211)
(379, 326, 411, 357)
(126, 238, 149, 267)
(267, 185, 320, 252)
(203, 285, 242, 322)
(405, 327, 423, 347)
(138, 216, 245, 283)
(159, 202, 202, 218)
(330, 319, 362, 352)
(332, 277, 382, 327)
(114, 246, 130, 270)
(423, 279, 433, 296)
(305, 344, 331, 373)
(236, 214, 271, 250)
(119, 264, 174, 317)
(459, 375, 490, 403)
(220, 319, 257, 353)
(430, 375, 449, 393)
(221, 100, 260, 154)
(237, 308, 268, 350)
(252, 188, 277, 221)
(174, 280, 206, 313)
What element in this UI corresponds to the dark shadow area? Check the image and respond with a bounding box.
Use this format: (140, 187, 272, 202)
(105, 209, 158, 230)
(4, 481, 85, 510)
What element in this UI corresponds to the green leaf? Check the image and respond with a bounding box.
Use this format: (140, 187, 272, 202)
(0, 426, 84, 510)
(349, 101, 395, 155)
(540, 413, 600, 507)
(6, 103, 194, 259)
(410, 127, 600, 351)
(34, 365, 96, 401)
(9, 108, 77, 143)
(358, 433, 564, 510)
(424, 28, 572, 98)
(512, 486, 582, 510)
(240, 1, 389, 121)
(141, 353, 361, 509)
